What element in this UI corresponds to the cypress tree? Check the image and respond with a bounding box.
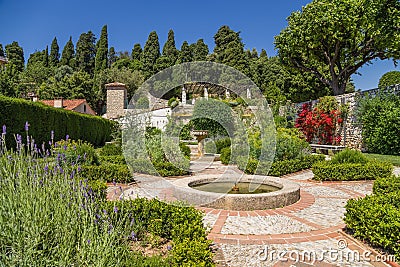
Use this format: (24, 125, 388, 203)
(260, 49, 267, 58)
(162, 29, 178, 64)
(142, 31, 160, 79)
(191, 39, 209, 61)
(108, 47, 116, 66)
(177, 41, 192, 64)
(60, 37, 75, 67)
(213, 25, 249, 75)
(0, 44, 4, 57)
(5, 41, 24, 72)
(75, 31, 96, 74)
(43, 46, 49, 67)
(131, 43, 142, 61)
(49, 37, 60, 67)
(94, 25, 108, 73)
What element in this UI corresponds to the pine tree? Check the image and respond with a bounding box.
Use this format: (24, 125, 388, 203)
(43, 46, 49, 67)
(0, 44, 5, 57)
(162, 29, 178, 64)
(49, 37, 60, 67)
(94, 25, 108, 73)
(108, 47, 116, 66)
(177, 41, 192, 64)
(212, 26, 249, 75)
(60, 37, 75, 67)
(191, 39, 209, 61)
(142, 31, 160, 79)
(131, 43, 142, 61)
(75, 31, 96, 74)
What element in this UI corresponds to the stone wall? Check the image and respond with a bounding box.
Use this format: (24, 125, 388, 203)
(106, 82, 127, 119)
(294, 84, 400, 150)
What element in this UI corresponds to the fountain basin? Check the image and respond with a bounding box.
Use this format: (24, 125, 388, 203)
(172, 175, 300, 211)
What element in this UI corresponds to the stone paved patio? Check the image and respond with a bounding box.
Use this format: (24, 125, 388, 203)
(107, 163, 400, 267)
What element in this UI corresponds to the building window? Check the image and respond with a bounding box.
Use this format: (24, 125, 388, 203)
(84, 105, 87, 112)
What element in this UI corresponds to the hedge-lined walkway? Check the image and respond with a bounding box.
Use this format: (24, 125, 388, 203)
(106, 163, 400, 267)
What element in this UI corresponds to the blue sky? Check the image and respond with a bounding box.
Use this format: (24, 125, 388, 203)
(0, 0, 397, 90)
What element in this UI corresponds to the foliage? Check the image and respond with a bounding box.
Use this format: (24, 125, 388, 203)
(378, 71, 400, 88)
(373, 175, 400, 195)
(5, 41, 24, 72)
(176, 41, 192, 64)
(60, 36, 75, 68)
(53, 139, 99, 165)
(136, 96, 150, 109)
(99, 155, 126, 165)
(80, 163, 132, 183)
(220, 147, 231, 164)
(330, 148, 368, 164)
(0, 95, 115, 148)
(191, 39, 209, 61)
(344, 192, 400, 261)
(312, 160, 393, 181)
(168, 97, 179, 108)
(357, 93, 400, 155)
(275, 0, 400, 95)
(75, 31, 96, 74)
(179, 142, 191, 159)
(295, 96, 346, 145)
(94, 25, 109, 73)
(192, 98, 234, 137)
(49, 37, 60, 67)
(237, 154, 325, 176)
(103, 198, 214, 266)
(215, 137, 231, 154)
(99, 142, 122, 156)
(142, 31, 160, 79)
(275, 128, 310, 161)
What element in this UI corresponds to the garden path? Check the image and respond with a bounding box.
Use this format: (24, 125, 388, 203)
(107, 161, 399, 267)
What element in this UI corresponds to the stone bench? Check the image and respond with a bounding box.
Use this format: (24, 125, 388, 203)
(310, 144, 346, 155)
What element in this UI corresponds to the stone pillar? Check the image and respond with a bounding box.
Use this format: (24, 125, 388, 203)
(204, 87, 208, 100)
(246, 88, 251, 99)
(105, 82, 127, 119)
(225, 89, 230, 99)
(182, 86, 187, 105)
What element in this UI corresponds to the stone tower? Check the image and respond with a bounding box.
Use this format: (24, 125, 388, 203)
(105, 82, 127, 119)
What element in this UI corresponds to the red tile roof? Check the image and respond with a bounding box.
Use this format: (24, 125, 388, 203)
(41, 99, 88, 110)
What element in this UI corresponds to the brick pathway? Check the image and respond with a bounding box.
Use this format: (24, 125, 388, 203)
(107, 162, 400, 267)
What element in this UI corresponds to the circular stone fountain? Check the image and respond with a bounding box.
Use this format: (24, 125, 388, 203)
(172, 175, 300, 211)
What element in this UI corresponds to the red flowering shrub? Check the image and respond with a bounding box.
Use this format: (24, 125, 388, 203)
(295, 97, 346, 145)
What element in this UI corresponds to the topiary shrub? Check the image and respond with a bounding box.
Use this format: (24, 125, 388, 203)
(215, 138, 231, 154)
(275, 128, 310, 161)
(373, 175, 400, 195)
(80, 164, 132, 183)
(99, 155, 126, 165)
(179, 143, 191, 159)
(330, 148, 368, 164)
(99, 142, 122, 156)
(312, 160, 393, 181)
(220, 147, 231, 164)
(54, 139, 99, 165)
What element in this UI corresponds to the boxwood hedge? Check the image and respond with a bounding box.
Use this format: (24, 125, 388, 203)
(0, 95, 116, 148)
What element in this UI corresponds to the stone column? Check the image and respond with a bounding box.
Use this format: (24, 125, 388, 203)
(182, 86, 187, 105)
(105, 82, 127, 119)
(225, 89, 230, 99)
(204, 87, 208, 100)
(246, 88, 251, 99)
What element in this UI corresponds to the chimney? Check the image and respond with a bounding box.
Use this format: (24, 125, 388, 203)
(54, 98, 63, 108)
(105, 82, 127, 119)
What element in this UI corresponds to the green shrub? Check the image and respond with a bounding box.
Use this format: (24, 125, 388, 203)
(179, 142, 191, 159)
(357, 93, 400, 155)
(153, 162, 189, 177)
(87, 179, 107, 201)
(312, 160, 393, 181)
(373, 175, 400, 195)
(99, 155, 126, 165)
(102, 198, 214, 266)
(136, 96, 150, 109)
(330, 148, 368, 164)
(128, 158, 159, 176)
(0, 95, 115, 148)
(275, 128, 310, 161)
(345, 192, 400, 261)
(168, 97, 179, 108)
(220, 147, 231, 164)
(80, 163, 132, 183)
(215, 137, 231, 154)
(54, 139, 99, 165)
(99, 142, 122, 156)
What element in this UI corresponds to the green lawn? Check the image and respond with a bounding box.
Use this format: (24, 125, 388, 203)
(364, 153, 400, 166)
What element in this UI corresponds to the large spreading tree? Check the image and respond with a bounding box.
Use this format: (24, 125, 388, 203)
(275, 0, 400, 95)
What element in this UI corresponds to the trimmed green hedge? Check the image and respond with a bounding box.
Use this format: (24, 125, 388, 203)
(373, 175, 400, 195)
(103, 198, 214, 266)
(80, 163, 132, 183)
(345, 192, 400, 261)
(99, 155, 126, 165)
(237, 154, 325, 176)
(312, 160, 393, 181)
(0, 95, 116, 147)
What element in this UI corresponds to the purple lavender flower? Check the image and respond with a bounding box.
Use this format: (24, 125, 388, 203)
(63, 145, 67, 151)
(16, 134, 22, 144)
(130, 217, 135, 226)
(2, 125, 6, 135)
(70, 170, 75, 179)
(44, 164, 49, 174)
(130, 231, 136, 240)
(87, 239, 91, 245)
(51, 130, 54, 141)
(113, 206, 118, 213)
(167, 245, 173, 251)
(24, 121, 29, 131)
(66, 134, 69, 141)
(112, 179, 116, 186)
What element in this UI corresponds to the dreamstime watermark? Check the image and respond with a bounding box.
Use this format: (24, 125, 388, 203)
(121, 62, 277, 205)
(257, 239, 396, 265)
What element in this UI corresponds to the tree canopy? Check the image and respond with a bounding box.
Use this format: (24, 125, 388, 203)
(275, 0, 400, 95)
(379, 71, 400, 88)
